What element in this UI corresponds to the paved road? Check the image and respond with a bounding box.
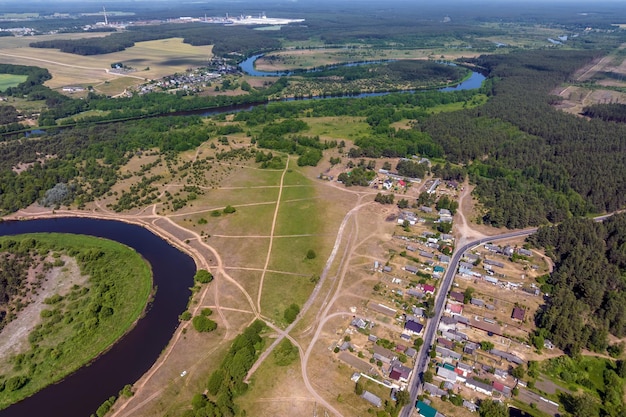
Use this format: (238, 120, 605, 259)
(399, 228, 538, 417)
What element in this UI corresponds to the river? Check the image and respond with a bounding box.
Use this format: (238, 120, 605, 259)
(0, 218, 195, 417)
(238, 54, 487, 97)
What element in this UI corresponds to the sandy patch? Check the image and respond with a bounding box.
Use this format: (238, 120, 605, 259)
(0, 255, 88, 362)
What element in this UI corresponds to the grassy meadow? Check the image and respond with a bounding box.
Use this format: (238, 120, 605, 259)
(0, 74, 27, 92)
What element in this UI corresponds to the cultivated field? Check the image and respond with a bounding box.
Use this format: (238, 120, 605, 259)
(0, 36, 214, 95)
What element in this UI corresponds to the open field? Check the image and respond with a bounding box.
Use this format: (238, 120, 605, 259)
(0, 37, 213, 96)
(0, 74, 27, 92)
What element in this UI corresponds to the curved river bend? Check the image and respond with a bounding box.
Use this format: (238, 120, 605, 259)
(0, 218, 195, 417)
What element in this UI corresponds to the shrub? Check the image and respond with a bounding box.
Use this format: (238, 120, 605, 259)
(192, 315, 217, 332)
(284, 303, 300, 324)
(194, 270, 213, 283)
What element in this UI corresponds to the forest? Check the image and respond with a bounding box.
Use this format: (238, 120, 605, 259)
(417, 48, 626, 227)
(582, 103, 626, 123)
(529, 213, 626, 355)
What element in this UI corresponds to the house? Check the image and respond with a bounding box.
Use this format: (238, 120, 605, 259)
(494, 368, 508, 379)
(395, 344, 407, 353)
(439, 208, 451, 216)
(464, 341, 478, 354)
(361, 391, 382, 407)
(406, 245, 418, 252)
(404, 319, 424, 336)
(464, 253, 479, 263)
(383, 265, 392, 272)
(440, 233, 454, 242)
(351, 317, 368, 329)
(405, 265, 419, 274)
(445, 302, 463, 316)
(416, 400, 438, 417)
(390, 364, 412, 382)
(373, 345, 397, 362)
(351, 372, 361, 382)
(368, 334, 378, 343)
(339, 341, 352, 351)
(407, 288, 425, 299)
(439, 255, 451, 264)
(420, 206, 433, 213)
(465, 378, 493, 396)
(423, 382, 446, 397)
(457, 362, 473, 377)
(373, 353, 391, 364)
(503, 246, 514, 256)
(436, 346, 462, 361)
(459, 261, 475, 270)
(492, 381, 511, 397)
(439, 316, 458, 332)
(463, 400, 478, 412)
(405, 347, 417, 358)
(449, 291, 464, 303)
(419, 250, 435, 259)
(438, 337, 454, 349)
(437, 366, 458, 383)
(490, 349, 524, 365)
(484, 259, 505, 268)
(484, 276, 499, 285)
(484, 244, 500, 253)
(512, 307, 526, 321)
(412, 306, 425, 317)
(423, 284, 436, 295)
(518, 248, 533, 257)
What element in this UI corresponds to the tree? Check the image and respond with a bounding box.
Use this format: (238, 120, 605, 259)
(306, 249, 317, 259)
(355, 381, 364, 395)
(223, 205, 236, 214)
(414, 338, 424, 349)
(397, 199, 409, 209)
(511, 364, 525, 379)
(194, 269, 214, 284)
(395, 389, 410, 407)
(422, 370, 433, 383)
(284, 303, 300, 323)
(192, 315, 217, 332)
(480, 341, 494, 351)
(463, 287, 475, 304)
(478, 399, 508, 417)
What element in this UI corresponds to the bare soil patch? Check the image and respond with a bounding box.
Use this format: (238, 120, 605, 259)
(0, 256, 87, 364)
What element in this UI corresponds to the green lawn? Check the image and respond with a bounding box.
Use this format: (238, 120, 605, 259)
(0, 74, 27, 92)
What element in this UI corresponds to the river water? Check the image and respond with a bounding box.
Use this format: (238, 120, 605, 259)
(0, 218, 195, 417)
(238, 54, 487, 96)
